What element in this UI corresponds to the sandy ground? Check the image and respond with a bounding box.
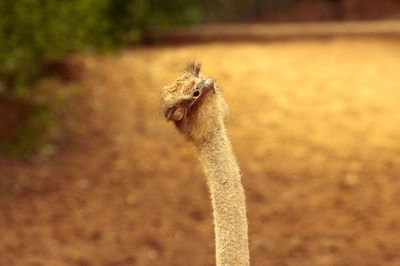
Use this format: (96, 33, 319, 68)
(1, 38, 400, 266)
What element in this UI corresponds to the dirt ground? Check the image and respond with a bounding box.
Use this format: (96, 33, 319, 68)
(1, 38, 400, 266)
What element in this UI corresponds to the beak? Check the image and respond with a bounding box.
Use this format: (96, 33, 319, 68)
(192, 79, 215, 103)
(188, 79, 215, 112)
(198, 79, 214, 95)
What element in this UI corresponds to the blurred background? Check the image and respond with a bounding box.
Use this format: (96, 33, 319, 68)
(1, 0, 400, 265)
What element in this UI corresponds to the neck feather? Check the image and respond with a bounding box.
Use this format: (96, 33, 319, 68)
(196, 126, 250, 266)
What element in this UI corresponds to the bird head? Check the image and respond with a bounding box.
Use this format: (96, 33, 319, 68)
(160, 62, 229, 143)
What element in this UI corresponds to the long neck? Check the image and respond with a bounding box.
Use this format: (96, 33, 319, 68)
(196, 126, 250, 266)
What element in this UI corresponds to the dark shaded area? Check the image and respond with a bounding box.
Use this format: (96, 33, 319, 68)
(143, 21, 400, 45)
(204, 0, 400, 22)
(0, 97, 33, 141)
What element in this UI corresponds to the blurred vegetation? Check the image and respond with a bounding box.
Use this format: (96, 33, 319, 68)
(0, 0, 202, 158)
(0, 0, 202, 91)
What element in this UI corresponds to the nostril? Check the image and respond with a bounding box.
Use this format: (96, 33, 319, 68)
(193, 91, 200, 97)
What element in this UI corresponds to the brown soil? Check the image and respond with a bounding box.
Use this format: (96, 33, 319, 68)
(1, 38, 400, 266)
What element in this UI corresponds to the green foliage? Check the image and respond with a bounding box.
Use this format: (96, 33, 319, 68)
(0, 0, 110, 89)
(0, 0, 202, 90)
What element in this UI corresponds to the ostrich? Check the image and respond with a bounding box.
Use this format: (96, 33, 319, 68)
(160, 62, 250, 266)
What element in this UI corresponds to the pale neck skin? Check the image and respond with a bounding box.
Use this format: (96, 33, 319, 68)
(195, 125, 250, 266)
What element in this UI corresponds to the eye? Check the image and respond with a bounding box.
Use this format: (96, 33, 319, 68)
(192, 90, 200, 97)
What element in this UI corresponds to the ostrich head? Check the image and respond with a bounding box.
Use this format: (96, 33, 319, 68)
(161, 62, 229, 142)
